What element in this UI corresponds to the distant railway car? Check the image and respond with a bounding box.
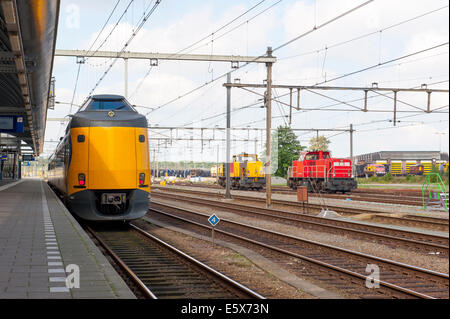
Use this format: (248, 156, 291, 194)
(48, 95, 150, 221)
(364, 164, 386, 177)
(355, 163, 367, 177)
(409, 164, 424, 176)
(189, 169, 211, 178)
(218, 153, 265, 190)
(287, 150, 357, 193)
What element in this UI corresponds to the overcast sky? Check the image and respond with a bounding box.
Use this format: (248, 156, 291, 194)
(46, 0, 449, 162)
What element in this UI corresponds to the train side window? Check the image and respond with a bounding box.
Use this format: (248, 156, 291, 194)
(139, 135, 145, 143)
(77, 135, 85, 142)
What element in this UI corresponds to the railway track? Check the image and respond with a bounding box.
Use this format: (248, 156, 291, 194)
(166, 183, 425, 206)
(151, 192, 449, 257)
(152, 186, 449, 232)
(146, 201, 449, 299)
(87, 223, 264, 299)
(271, 187, 424, 206)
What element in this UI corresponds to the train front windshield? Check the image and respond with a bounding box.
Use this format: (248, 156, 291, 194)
(237, 155, 257, 162)
(88, 100, 133, 111)
(80, 99, 136, 112)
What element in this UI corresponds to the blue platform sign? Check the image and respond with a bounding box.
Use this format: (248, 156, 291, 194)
(0, 116, 24, 133)
(22, 155, 35, 162)
(208, 214, 220, 227)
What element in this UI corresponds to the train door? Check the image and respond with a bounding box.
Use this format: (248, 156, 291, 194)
(304, 153, 318, 178)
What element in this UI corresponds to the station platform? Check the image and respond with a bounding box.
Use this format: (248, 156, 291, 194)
(0, 180, 18, 188)
(0, 178, 135, 299)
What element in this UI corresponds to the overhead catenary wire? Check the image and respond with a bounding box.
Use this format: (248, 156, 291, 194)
(87, 0, 162, 97)
(182, 0, 283, 55)
(84, 0, 122, 57)
(143, 0, 281, 116)
(147, 0, 373, 117)
(69, 63, 82, 115)
(54, 1, 125, 141)
(129, 66, 153, 99)
(279, 5, 449, 61)
(170, 0, 268, 57)
(235, 78, 449, 129)
(139, 1, 283, 127)
(166, 3, 448, 132)
(85, 0, 135, 60)
(314, 42, 449, 85)
(272, 0, 375, 52)
(186, 74, 448, 129)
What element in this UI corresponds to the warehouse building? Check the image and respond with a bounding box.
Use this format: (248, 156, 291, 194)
(355, 151, 446, 175)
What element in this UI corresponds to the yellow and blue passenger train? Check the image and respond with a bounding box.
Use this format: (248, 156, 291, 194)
(47, 94, 151, 221)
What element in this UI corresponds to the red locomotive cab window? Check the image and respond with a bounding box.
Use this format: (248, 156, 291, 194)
(305, 154, 319, 161)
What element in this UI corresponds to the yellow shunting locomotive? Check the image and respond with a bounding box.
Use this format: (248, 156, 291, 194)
(217, 153, 266, 190)
(47, 95, 150, 221)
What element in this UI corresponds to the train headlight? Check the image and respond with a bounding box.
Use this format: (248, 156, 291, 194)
(78, 173, 86, 186)
(139, 173, 145, 185)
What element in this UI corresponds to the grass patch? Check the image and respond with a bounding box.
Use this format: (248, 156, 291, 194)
(224, 252, 252, 268)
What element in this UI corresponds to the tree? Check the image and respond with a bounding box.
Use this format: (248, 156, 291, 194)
(262, 126, 305, 178)
(309, 135, 330, 151)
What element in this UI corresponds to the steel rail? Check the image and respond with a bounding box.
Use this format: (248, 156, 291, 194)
(130, 223, 265, 299)
(153, 186, 448, 230)
(87, 223, 263, 299)
(151, 192, 449, 254)
(85, 225, 157, 299)
(147, 202, 449, 299)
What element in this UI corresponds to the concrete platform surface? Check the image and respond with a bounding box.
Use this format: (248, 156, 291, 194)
(0, 179, 20, 189)
(0, 178, 135, 299)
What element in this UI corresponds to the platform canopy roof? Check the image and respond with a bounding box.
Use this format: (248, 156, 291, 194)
(0, 0, 60, 155)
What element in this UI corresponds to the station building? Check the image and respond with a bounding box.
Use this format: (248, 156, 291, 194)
(355, 151, 447, 175)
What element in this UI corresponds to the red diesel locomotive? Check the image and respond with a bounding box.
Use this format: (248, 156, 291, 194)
(287, 150, 357, 193)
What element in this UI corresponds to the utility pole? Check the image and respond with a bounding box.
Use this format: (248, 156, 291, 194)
(216, 144, 219, 185)
(350, 124, 354, 177)
(289, 88, 293, 125)
(225, 73, 232, 199)
(124, 58, 129, 99)
(393, 90, 397, 126)
(266, 47, 273, 207)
